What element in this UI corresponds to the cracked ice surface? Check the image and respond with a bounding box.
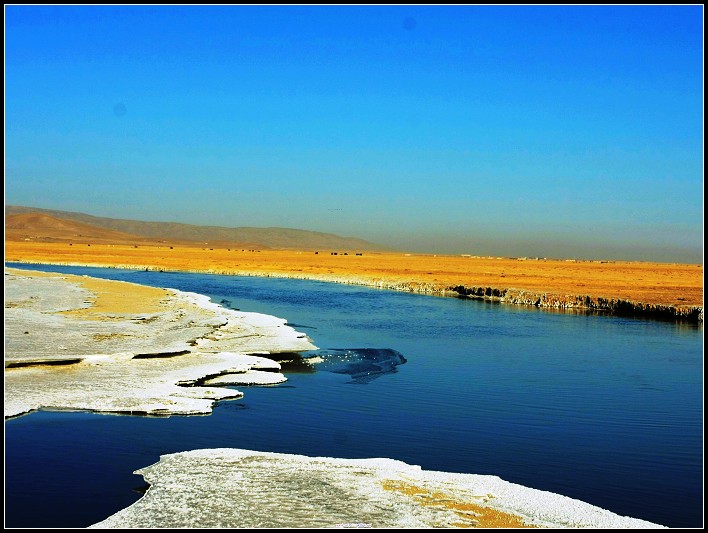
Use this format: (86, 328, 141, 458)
(4, 351, 247, 417)
(4, 269, 316, 418)
(90, 449, 664, 529)
(5, 272, 222, 362)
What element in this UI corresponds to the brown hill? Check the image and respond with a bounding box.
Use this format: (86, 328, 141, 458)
(4, 213, 260, 248)
(5, 206, 390, 251)
(5, 213, 155, 244)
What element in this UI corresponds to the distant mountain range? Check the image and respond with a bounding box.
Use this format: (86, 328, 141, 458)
(5, 206, 390, 251)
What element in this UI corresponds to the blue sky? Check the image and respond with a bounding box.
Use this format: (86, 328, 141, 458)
(5, 5, 703, 262)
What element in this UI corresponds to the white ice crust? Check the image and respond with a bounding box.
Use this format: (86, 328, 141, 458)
(91, 448, 665, 529)
(4, 269, 316, 418)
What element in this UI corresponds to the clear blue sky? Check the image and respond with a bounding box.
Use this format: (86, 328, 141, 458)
(5, 5, 703, 262)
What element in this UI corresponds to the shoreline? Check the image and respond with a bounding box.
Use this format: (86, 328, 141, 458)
(4, 267, 316, 419)
(90, 448, 664, 528)
(6, 255, 703, 323)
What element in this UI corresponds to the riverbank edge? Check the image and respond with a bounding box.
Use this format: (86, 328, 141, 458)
(7, 259, 702, 323)
(4, 267, 316, 418)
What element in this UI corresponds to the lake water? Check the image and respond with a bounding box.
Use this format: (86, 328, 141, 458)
(4, 264, 703, 528)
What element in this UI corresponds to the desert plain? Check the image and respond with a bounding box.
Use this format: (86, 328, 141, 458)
(5, 240, 703, 320)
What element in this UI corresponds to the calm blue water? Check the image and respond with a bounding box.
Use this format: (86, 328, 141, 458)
(5, 264, 704, 528)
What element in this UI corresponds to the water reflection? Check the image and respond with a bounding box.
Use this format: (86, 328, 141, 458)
(297, 348, 407, 384)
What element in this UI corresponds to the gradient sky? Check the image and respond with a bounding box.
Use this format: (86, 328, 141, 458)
(5, 5, 703, 262)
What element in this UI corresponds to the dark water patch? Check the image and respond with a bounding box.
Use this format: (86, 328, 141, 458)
(132, 483, 150, 495)
(272, 351, 312, 360)
(133, 350, 191, 359)
(307, 348, 407, 384)
(278, 357, 317, 374)
(286, 322, 318, 330)
(219, 298, 240, 310)
(6, 358, 83, 369)
(176, 372, 232, 387)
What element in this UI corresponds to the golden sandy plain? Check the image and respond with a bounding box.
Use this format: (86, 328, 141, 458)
(14, 267, 173, 319)
(5, 241, 703, 309)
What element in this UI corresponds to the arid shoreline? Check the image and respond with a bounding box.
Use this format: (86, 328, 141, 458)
(5, 242, 703, 322)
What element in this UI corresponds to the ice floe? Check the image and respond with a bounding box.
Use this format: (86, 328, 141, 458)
(4, 269, 316, 418)
(90, 448, 664, 529)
